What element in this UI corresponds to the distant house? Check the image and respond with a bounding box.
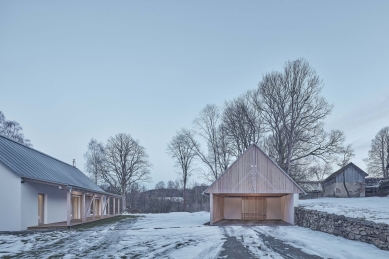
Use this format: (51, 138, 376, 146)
(204, 144, 305, 225)
(0, 135, 121, 231)
(322, 163, 367, 198)
(365, 177, 389, 196)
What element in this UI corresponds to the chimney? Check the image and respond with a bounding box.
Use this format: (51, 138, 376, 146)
(73, 159, 76, 167)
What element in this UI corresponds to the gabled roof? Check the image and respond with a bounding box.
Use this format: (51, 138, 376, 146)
(0, 135, 107, 194)
(204, 144, 305, 194)
(324, 162, 368, 182)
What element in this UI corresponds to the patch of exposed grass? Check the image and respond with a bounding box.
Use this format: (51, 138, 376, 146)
(72, 215, 138, 230)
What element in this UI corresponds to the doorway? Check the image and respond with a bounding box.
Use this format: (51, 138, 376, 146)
(38, 194, 44, 224)
(71, 196, 80, 220)
(242, 197, 266, 220)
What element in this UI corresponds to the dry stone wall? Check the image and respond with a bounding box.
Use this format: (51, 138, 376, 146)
(295, 207, 389, 250)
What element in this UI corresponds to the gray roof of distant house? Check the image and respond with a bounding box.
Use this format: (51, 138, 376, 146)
(0, 135, 108, 194)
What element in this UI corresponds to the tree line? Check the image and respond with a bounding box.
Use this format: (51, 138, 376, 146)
(1, 58, 388, 212)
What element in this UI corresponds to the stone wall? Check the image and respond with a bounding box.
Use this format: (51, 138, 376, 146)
(295, 207, 389, 250)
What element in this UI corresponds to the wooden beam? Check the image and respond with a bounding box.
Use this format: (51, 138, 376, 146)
(92, 196, 96, 220)
(100, 195, 105, 218)
(113, 198, 116, 216)
(81, 192, 86, 222)
(210, 193, 213, 225)
(66, 187, 72, 226)
(108, 196, 110, 216)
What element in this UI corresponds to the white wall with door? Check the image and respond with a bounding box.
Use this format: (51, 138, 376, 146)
(21, 181, 67, 230)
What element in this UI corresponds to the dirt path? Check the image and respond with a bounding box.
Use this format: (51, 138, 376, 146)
(253, 229, 323, 259)
(219, 226, 324, 259)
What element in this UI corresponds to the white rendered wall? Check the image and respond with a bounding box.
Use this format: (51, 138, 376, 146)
(266, 197, 281, 220)
(293, 193, 299, 207)
(21, 181, 67, 230)
(224, 197, 241, 219)
(281, 194, 294, 224)
(0, 162, 21, 231)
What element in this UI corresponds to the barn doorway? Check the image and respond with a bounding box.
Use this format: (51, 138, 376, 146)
(38, 194, 44, 224)
(242, 197, 266, 220)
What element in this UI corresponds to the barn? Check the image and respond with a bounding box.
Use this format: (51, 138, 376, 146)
(323, 162, 367, 198)
(0, 135, 121, 231)
(204, 144, 305, 225)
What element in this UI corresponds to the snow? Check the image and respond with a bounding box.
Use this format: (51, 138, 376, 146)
(258, 226, 389, 259)
(299, 196, 389, 224)
(0, 212, 388, 258)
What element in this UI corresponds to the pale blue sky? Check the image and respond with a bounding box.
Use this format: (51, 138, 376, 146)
(1, 1, 389, 188)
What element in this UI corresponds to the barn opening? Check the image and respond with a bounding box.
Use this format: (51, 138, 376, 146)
(204, 144, 304, 225)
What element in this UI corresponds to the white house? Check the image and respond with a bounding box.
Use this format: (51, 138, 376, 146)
(204, 144, 305, 225)
(0, 135, 121, 231)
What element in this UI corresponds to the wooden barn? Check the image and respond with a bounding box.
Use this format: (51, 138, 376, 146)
(204, 144, 305, 225)
(322, 162, 367, 198)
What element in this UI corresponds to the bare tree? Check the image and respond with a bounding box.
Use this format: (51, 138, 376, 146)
(365, 127, 389, 177)
(307, 163, 333, 193)
(336, 144, 355, 168)
(103, 133, 152, 211)
(0, 111, 32, 146)
(258, 58, 346, 176)
(188, 104, 232, 182)
(84, 138, 105, 184)
(222, 91, 264, 157)
(166, 129, 197, 211)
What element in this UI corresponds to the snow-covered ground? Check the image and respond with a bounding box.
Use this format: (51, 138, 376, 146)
(299, 196, 389, 224)
(0, 212, 388, 258)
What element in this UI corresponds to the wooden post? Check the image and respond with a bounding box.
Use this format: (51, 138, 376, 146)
(92, 196, 96, 220)
(113, 198, 116, 216)
(210, 193, 213, 225)
(108, 196, 110, 216)
(66, 187, 72, 226)
(81, 192, 86, 222)
(101, 195, 105, 219)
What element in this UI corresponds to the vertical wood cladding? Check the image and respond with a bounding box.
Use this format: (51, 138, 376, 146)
(205, 145, 303, 194)
(242, 197, 266, 220)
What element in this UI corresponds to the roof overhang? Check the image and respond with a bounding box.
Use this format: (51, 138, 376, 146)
(21, 177, 121, 198)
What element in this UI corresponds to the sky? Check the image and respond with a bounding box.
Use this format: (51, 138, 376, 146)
(1, 1, 388, 189)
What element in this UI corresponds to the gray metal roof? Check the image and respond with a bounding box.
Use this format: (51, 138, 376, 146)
(0, 135, 106, 194)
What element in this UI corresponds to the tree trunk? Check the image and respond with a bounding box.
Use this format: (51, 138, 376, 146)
(122, 193, 126, 212)
(183, 187, 186, 212)
(342, 172, 350, 198)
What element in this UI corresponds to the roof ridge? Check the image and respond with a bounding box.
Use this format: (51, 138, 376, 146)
(0, 135, 80, 171)
(324, 162, 368, 182)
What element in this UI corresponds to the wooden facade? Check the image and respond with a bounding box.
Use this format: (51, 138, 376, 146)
(205, 144, 304, 225)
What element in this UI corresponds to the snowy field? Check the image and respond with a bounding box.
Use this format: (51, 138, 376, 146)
(299, 196, 389, 224)
(0, 212, 388, 258)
